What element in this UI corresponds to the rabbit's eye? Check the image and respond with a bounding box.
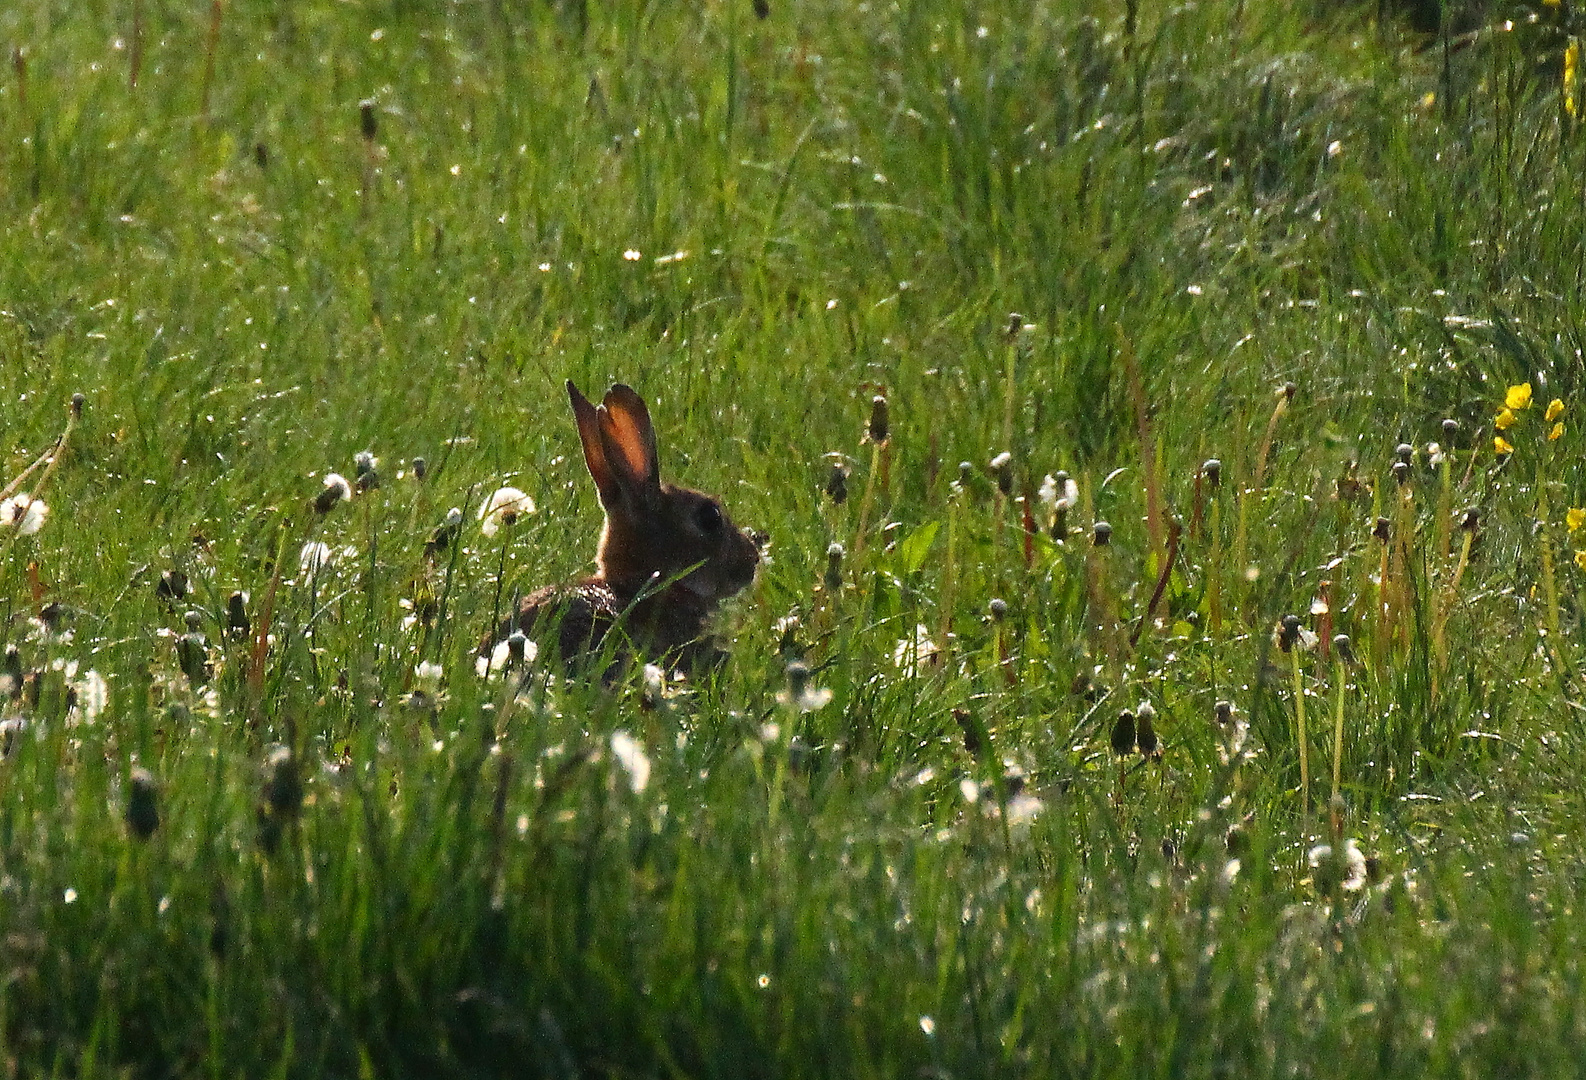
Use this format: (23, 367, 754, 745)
(694, 502, 723, 533)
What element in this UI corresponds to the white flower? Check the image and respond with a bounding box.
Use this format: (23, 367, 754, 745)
(1217, 713, 1250, 765)
(775, 660, 832, 712)
(27, 616, 72, 645)
(0, 493, 48, 536)
(1038, 473, 1078, 517)
(778, 684, 833, 712)
(322, 473, 353, 502)
(313, 472, 353, 513)
(1006, 793, 1044, 827)
(1038, 474, 1057, 509)
(1273, 619, 1319, 652)
(480, 486, 535, 537)
(891, 624, 941, 678)
(197, 686, 221, 719)
(72, 670, 109, 724)
(414, 661, 444, 687)
(1308, 838, 1368, 893)
(299, 541, 334, 574)
(0, 717, 25, 757)
(474, 635, 539, 679)
(609, 730, 651, 793)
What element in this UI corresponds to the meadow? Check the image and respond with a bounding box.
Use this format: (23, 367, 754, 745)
(3, 0, 1586, 1074)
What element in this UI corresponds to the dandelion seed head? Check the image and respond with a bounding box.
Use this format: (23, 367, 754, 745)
(891, 624, 940, 678)
(480, 486, 535, 536)
(73, 670, 108, 724)
(1006, 792, 1044, 827)
(1309, 838, 1369, 893)
(299, 541, 333, 574)
(0, 494, 48, 536)
(610, 730, 651, 793)
(314, 472, 353, 513)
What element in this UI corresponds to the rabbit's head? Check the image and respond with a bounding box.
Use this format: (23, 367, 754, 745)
(568, 381, 760, 609)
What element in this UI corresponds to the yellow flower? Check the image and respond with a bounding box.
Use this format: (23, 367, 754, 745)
(1494, 435, 1514, 454)
(1576, 549, 1586, 572)
(1506, 383, 1533, 410)
(1568, 39, 1581, 120)
(1547, 398, 1565, 421)
(1551, 422, 1565, 441)
(1495, 408, 1517, 431)
(1569, 508, 1586, 532)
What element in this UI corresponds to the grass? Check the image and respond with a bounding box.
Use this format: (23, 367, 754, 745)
(4, 0, 1586, 1074)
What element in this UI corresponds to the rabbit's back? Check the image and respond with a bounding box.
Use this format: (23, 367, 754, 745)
(505, 578, 728, 673)
(509, 580, 622, 666)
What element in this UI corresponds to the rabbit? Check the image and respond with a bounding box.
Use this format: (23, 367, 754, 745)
(492, 381, 760, 674)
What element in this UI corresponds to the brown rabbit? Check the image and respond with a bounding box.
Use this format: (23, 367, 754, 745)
(495, 381, 760, 673)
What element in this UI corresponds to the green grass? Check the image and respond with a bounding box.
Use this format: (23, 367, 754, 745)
(4, 0, 1586, 1074)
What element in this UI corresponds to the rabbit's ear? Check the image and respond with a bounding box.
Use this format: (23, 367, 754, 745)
(568, 381, 622, 507)
(598, 384, 662, 499)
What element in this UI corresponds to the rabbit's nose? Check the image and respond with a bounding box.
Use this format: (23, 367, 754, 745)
(746, 528, 769, 554)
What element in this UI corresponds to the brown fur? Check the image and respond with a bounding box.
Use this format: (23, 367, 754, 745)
(493, 382, 759, 673)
